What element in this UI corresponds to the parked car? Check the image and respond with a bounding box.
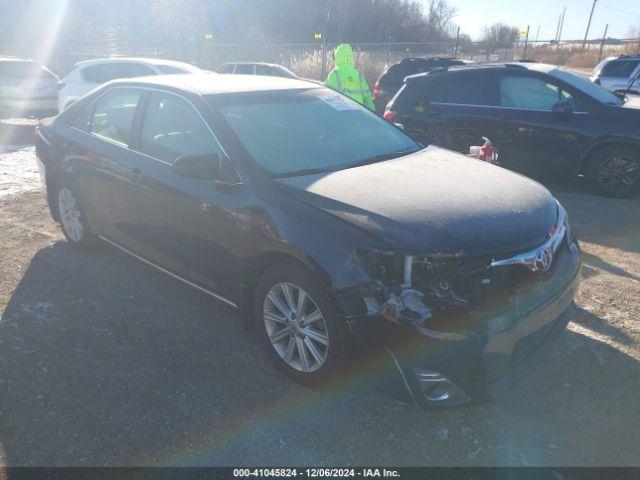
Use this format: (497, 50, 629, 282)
(0, 57, 60, 117)
(58, 57, 201, 112)
(591, 55, 640, 95)
(385, 62, 640, 197)
(217, 62, 298, 79)
(36, 74, 580, 408)
(373, 57, 469, 113)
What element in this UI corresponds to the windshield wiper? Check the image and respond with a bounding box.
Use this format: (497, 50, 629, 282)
(346, 147, 422, 169)
(272, 167, 333, 179)
(272, 146, 422, 179)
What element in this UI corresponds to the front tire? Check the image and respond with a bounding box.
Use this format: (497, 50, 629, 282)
(255, 262, 348, 384)
(586, 145, 640, 198)
(56, 184, 96, 249)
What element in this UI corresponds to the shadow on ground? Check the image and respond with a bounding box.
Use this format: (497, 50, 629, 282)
(1, 240, 639, 466)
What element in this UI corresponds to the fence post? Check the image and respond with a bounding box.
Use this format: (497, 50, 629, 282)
(597, 24, 608, 64)
(523, 25, 530, 59)
(321, 34, 326, 79)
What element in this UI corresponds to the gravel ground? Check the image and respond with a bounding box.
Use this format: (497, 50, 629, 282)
(0, 149, 639, 466)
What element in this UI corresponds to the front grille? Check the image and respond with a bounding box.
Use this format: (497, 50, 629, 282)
(413, 241, 566, 310)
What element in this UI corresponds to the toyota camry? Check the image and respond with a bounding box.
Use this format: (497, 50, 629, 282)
(35, 74, 581, 407)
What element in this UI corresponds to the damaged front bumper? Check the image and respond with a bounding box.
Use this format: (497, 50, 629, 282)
(338, 238, 581, 408)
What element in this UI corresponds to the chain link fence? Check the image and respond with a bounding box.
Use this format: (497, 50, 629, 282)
(39, 36, 640, 81)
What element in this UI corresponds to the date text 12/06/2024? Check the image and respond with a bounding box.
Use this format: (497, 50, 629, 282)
(233, 468, 400, 478)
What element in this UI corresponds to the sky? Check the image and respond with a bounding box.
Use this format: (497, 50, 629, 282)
(432, 0, 640, 41)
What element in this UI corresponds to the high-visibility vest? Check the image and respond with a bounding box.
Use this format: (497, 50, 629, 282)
(324, 44, 375, 110)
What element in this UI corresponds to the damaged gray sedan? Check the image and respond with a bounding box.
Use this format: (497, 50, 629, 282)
(36, 75, 581, 408)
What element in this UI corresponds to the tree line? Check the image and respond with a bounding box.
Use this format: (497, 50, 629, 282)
(0, 0, 465, 55)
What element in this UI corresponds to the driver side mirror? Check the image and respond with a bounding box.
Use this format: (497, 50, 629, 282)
(552, 100, 574, 116)
(172, 154, 221, 180)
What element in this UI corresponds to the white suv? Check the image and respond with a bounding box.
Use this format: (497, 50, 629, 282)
(591, 56, 640, 94)
(58, 58, 201, 112)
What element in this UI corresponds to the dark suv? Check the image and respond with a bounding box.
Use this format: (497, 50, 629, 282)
(373, 57, 467, 113)
(385, 62, 640, 197)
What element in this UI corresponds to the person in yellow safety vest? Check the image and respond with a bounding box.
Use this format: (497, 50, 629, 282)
(324, 43, 375, 110)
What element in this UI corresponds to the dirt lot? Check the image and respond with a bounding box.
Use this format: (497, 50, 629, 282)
(0, 147, 639, 466)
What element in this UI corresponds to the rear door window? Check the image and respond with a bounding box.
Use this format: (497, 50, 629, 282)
(89, 89, 142, 146)
(256, 64, 273, 76)
(139, 92, 222, 163)
(235, 64, 255, 74)
(118, 63, 156, 78)
(601, 60, 640, 78)
(80, 65, 103, 83)
(82, 63, 155, 83)
(443, 73, 494, 106)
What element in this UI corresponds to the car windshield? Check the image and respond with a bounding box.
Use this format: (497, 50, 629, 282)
(212, 89, 420, 177)
(549, 67, 624, 106)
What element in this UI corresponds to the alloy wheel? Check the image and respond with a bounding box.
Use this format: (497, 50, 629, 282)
(58, 187, 84, 242)
(263, 282, 329, 373)
(596, 155, 639, 191)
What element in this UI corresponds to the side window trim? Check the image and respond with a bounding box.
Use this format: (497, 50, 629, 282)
(76, 88, 145, 148)
(69, 86, 241, 181)
(497, 72, 590, 114)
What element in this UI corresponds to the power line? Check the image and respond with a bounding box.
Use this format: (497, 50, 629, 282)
(598, 2, 640, 17)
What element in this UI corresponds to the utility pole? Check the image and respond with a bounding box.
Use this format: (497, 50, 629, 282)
(583, 0, 598, 49)
(557, 7, 566, 47)
(597, 23, 608, 63)
(535, 25, 541, 44)
(523, 25, 530, 59)
(554, 14, 562, 42)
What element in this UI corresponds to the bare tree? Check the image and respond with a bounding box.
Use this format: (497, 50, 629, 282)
(481, 23, 519, 54)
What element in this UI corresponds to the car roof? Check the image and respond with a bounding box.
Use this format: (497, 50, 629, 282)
(604, 55, 640, 62)
(406, 61, 558, 80)
(107, 73, 320, 95)
(74, 57, 198, 69)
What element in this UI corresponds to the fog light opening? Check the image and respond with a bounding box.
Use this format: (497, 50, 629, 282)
(423, 383, 452, 402)
(414, 369, 471, 406)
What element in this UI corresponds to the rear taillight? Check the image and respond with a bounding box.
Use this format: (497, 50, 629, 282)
(373, 82, 380, 100)
(383, 110, 396, 121)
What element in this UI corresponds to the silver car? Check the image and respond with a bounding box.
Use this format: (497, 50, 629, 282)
(0, 57, 60, 116)
(591, 56, 640, 94)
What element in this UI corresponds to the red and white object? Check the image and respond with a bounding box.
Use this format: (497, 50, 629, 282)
(469, 137, 499, 164)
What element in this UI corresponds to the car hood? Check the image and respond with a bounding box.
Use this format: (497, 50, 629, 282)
(275, 146, 558, 257)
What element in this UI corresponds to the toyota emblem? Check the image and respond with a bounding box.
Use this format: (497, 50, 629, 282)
(534, 249, 553, 272)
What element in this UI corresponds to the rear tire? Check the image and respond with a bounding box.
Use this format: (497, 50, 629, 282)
(586, 145, 640, 198)
(254, 262, 348, 385)
(56, 183, 97, 249)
